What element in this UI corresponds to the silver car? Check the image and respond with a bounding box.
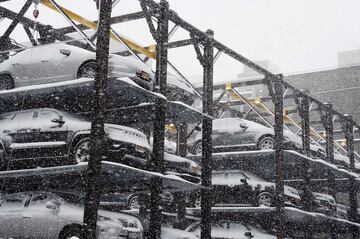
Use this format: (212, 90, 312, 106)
(188, 118, 302, 155)
(0, 191, 143, 239)
(0, 43, 154, 90)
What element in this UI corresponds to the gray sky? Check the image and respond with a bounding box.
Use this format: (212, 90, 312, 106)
(1, 0, 360, 83)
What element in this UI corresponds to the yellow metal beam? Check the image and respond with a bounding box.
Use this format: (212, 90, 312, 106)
(40, 0, 156, 59)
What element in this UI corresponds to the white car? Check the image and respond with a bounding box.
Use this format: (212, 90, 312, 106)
(0, 191, 143, 239)
(0, 43, 155, 91)
(185, 220, 276, 238)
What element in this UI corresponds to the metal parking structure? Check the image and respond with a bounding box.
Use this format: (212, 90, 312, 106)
(0, 0, 360, 238)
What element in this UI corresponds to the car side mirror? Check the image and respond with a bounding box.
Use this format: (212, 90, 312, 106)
(60, 49, 71, 56)
(244, 231, 254, 238)
(51, 115, 65, 125)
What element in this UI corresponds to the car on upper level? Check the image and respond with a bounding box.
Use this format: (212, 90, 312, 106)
(0, 108, 151, 169)
(0, 43, 155, 91)
(0, 108, 201, 182)
(0, 191, 143, 239)
(188, 117, 303, 155)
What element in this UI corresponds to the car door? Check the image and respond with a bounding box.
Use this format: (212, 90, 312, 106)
(7, 111, 37, 160)
(0, 193, 29, 238)
(32, 109, 69, 159)
(26, 44, 74, 84)
(22, 193, 60, 239)
(231, 119, 256, 147)
(0, 49, 31, 85)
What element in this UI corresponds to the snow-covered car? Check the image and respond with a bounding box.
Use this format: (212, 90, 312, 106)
(189, 170, 301, 208)
(188, 117, 302, 155)
(166, 72, 197, 105)
(0, 108, 151, 169)
(185, 220, 276, 238)
(0, 191, 143, 239)
(0, 43, 155, 91)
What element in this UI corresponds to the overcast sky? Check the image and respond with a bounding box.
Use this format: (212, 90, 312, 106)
(1, 0, 360, 83)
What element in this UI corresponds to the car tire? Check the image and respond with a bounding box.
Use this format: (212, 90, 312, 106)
(59, 226, 83, 239)
(77, 61, 97, 78)
(257, 192, 273, 207)
(128, 195, 141, 210)
(72, 138, 91, 164)
(257, 136, 275, 150)
(0, 74, 14, 90)
(193, 141, 202, 155)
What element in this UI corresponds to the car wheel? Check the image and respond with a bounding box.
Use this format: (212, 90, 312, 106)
(77, 61, 96, 78)
(128, 195, 141, 210)
(0, 74, 14, 90)
(59, 226, 83, 239)
(194, 141, 202, 155)
(258, 136, 275, 150)
(72, 138, 91, 164)
(257, 192, 273, 207)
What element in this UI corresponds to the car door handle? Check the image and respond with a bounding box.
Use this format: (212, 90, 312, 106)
(11, 63, 20, 66)
(41, 60, 49, 63)
(23, 215, 32, 219)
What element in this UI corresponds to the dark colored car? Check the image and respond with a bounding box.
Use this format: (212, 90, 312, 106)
(0, 108, 201, 183)
(0, 108, 151, 169)
(188, 118, 302, 155)
(189, 170, 301, 208)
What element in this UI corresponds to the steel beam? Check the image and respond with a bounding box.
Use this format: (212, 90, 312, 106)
(320, 103, 338, 239)
(342, 115, 359, 238)
(82, 0, 112, 238)
(295, 90, 312, 215)
(56, 11, 146, 35)
(273, 75, 285, 239)
(201, 29, 214, 239)
(1, 0, 32, 38)
(148, 0, 169, 238)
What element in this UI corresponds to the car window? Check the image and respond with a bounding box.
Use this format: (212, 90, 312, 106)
(12, 112, 35, 121)
(37, 110, 57, 122)
(29, 194, 53, 208)
(0, 194, 28, 209)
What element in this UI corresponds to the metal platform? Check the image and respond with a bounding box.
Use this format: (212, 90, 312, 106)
(0, 77, 210, 125)
(0, 161, 203, 194)
(186, 206, 359, 235)
(188, 150, 359, 192)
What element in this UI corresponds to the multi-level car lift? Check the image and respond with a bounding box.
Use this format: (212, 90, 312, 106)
(1, 0, 360, 238)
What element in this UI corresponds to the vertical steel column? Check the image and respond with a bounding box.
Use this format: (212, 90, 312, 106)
(322, 103, 337, 239)
(174, 123, 187, 229)
(343, 115, 359, 238)
(201, 29, 214, 239)
(177, 124, 188, 157)
(298, 90, 312, 213)
(149, 1, 169, 238)
(83, 0, 112, 238)
(273, 75, 285, 239)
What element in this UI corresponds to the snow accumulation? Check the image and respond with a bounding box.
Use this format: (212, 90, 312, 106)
(10, 141, 66, 149)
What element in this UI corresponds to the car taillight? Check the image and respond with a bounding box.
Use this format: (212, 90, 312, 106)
(136, 71, 151, 81)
